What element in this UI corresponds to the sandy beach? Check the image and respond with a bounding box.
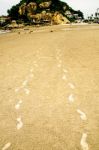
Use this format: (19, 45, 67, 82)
(0, 24, 99, 150)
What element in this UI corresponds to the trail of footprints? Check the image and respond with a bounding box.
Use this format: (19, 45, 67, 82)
(57, 49, 89, 150)
(15, 64, 35, 131)
(2, 63, 36, 149)
(2, 49, 89, 150)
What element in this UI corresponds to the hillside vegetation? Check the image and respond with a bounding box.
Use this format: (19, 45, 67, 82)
(7, 0, 84, 24)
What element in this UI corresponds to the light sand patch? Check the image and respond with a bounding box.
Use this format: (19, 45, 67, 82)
(2, 142, 11, 150)
(15, 88, 20, 93)
(29, 74, 34, 78)
(33, 29, 45, 33)
(30, 68, 33, 72)
(38, 56, 53, 59)
(77, 109, 87, 121)
(80, 133, 89, 150)
(63, 69, 68, 73)
(33, 61, 38, 67)
(56, 56, 60, 60)
(59, 60, 62, 64)
(57, 64, 62, 68)
(6, 63, 10, 66)
(62, 28, 72, 31)
(17, 117, 23, 130)
(34, 63, 38, 67)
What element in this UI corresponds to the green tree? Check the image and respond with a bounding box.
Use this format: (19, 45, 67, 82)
(7, 4, 20, 20)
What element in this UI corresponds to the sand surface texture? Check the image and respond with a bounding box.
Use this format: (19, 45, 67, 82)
(0, 24, 99, 150)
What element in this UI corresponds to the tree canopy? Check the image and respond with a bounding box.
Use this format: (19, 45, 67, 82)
(7, 0, 84, 22)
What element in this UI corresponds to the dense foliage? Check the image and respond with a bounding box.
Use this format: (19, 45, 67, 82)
(7, 0, 84, 21)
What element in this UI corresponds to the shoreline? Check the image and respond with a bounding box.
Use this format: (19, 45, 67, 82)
(0, 29, 10, 34)
(0, 23, 99, 36)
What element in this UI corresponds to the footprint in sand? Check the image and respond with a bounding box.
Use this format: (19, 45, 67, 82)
(2, 143, 11, 150)
(77, 109, 87, 121)
(62, 74, 67, 80)
(22, 73, 34, 87)
(16, 117, 23, 130)
(80, 133, 89, 150)
(15, 100, 22, 110)
(24, 88, 30, 95)
(22, 80, 28, 86)
(68, 82, 75, 89)
(68, 94, 75, 103)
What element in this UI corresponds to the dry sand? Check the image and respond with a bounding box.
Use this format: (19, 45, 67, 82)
(0, 24, 99, 150)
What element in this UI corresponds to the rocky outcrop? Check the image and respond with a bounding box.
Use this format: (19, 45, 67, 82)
(7, 20, 24, 29)
(39, 1, 52, 9)
(27, 11, 69, 24)
(27, 12, 52, 23)
(52, 12, 69, 24)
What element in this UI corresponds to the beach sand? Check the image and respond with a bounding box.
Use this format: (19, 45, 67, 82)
(0, 24, 99, 150)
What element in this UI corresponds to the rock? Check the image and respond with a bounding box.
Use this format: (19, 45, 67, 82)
(28, 13, 42, 22)
(52, 12, 70, 24)
(39, 1, 52, 9)
(41, 11, 52, 21)
(7, 20, 24, 29)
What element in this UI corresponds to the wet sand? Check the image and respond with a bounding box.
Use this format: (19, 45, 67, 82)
(0, 24, 99, 150)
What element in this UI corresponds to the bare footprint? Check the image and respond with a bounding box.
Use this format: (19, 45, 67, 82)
(77, 109, 87, 121)
(22, 80, 28, 86)
(68, 82, 75, 89)
(68, 94, 75, 103)
(62, 74, 67, 80)
(24, 88, 30, 95)
(15, 100, 22, 110)
(16, 117, 23, 130)
(80, 133, 89, 150)
(2, 143, 11, 150)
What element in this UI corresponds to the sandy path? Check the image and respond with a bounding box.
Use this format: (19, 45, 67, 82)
(0, 24, 99, 150)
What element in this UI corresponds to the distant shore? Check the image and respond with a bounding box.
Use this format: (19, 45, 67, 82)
(0, 23, 99, 36)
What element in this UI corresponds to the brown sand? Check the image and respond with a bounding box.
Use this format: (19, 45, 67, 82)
(0, 24, 99, 150)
